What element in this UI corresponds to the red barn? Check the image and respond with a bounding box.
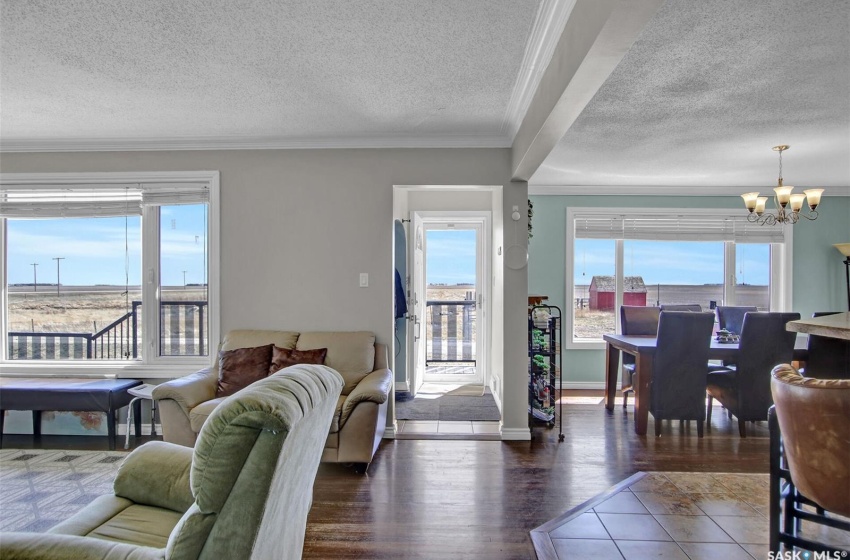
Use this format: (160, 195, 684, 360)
(589, 276, 647, 310)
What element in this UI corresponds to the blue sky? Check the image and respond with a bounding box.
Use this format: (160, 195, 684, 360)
(7, 205, 207, 287)
(426, 229, 477, 285)
(574, 239, 770, 285)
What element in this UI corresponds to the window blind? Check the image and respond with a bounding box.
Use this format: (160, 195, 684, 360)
(0, 183, 208, 219)
(573, 212, 785, 244)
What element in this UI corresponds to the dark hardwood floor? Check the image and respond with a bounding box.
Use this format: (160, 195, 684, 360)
(1, 400, 770, 559)
(303, 403, 769, 559)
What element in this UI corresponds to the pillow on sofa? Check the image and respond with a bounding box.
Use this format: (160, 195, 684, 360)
(216, 344, 275, 398)
(269, 347, 327, 375)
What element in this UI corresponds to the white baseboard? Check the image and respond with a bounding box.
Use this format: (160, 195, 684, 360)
(384, 424, 396, 439)
(500, 427, 531, 440)
(117, 424, 162, 436)
(559, 381, 612, 390)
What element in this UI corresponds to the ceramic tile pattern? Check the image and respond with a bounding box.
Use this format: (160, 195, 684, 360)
(536, 472, 783, 560)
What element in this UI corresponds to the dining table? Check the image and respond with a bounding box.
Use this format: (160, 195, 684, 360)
(603, 333, 809, 435)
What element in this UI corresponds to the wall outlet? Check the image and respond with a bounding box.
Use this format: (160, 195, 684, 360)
(359, 273, 369, 287)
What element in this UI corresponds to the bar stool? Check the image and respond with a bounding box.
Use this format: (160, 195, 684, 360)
(124, 384, 157, 449)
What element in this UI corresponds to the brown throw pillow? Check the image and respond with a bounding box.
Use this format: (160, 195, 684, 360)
(269, 347, 328, 375)
(215, 344, 274, 398)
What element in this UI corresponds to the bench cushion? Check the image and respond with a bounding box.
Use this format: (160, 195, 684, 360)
(0, 378, 141, 412)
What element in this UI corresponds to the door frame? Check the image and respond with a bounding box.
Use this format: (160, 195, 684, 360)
(410, 210, 491, 389)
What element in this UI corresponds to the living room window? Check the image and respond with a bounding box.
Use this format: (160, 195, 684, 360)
(0, 172, 220, 377)
(566, 208, 791, 349)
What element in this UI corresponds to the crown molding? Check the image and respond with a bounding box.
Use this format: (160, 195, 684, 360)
(0, 133, 513, 153)
(528, 184, 850, 196)
(501, 0, 577, 141)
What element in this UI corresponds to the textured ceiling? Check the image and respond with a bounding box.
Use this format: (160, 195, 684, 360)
(0, 0, 539, 144)
(531, 0, 850, 188)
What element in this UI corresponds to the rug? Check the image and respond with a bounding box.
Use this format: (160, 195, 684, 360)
(395, 388, 500, 421)
(0, 448, 125, 532)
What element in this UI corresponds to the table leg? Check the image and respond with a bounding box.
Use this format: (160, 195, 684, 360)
(633, 353, 653, 436)
(32, 411, 42, 438)
(605, 343, 619, 411)
(0, 410, 4, 448)
(133, 399, 142, 440)
(107, 408, 116, 450)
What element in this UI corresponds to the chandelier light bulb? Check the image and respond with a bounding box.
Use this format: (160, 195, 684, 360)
(803, 188, 824, 210)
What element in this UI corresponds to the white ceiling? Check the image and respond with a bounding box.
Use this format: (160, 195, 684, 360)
(1, 0, 848, 191)
(0, 0, 540, 147)
(531, 0, 850, 188)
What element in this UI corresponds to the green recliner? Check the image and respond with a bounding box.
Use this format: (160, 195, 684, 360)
(0, 364, 343, 560)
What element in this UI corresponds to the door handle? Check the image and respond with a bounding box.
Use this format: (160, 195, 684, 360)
(414, 316, 421, 341)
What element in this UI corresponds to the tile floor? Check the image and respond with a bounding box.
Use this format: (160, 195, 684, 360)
(395, 420, 501, 439)
(531, 471, 850, 560)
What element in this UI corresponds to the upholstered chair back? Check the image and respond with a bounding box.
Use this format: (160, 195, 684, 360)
(771, 364, 850, 517)
(733, 312, 800, 420)
(166, 365, 342, 560)
(650, 311, 715, 421)
(716, 306, 758, 335)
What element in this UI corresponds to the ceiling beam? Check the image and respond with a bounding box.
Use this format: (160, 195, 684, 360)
(511, 0, 665, 182)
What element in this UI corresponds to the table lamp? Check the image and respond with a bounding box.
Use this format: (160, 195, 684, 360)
(835, 243, 850, 311)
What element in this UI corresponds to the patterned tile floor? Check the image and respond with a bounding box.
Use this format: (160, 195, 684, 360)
(531, 472, 850, 560)
(0, 448, 126, 532)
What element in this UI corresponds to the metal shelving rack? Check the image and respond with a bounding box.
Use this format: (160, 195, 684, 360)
(528, 305, 564, 442)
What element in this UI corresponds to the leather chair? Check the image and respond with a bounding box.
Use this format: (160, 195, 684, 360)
(769, 364, 850, 554)
(619, 306, 661, 408)
(660, 304, 703, 312)
(803, 312, 850, 379)
(716, 305, 758, 335)
(649, 311, 716, 437)
(707, 312, 800, 437)
(0, 365, 344, 560)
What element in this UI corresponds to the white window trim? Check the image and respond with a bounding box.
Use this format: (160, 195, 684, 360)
(0, 171, 220, 379)
(565, 207, 792, 350)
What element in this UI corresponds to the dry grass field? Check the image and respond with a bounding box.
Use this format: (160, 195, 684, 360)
(8, 287, 207, 334)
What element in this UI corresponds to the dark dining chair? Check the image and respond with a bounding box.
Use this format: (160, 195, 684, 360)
(803, 312, 850, 379)
(660, 304, 703, 312)
(649, 311, 715, 437)
(769, 364, 850, 553)
(706, 312, 801, 437)
(716, 305, 758, 335)
(619, 306, 661, 408)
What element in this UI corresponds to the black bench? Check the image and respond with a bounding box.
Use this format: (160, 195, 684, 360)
(0, 378, 142, 450)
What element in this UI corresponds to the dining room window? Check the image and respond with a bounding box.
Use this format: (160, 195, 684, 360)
(566, 208, 791, 348)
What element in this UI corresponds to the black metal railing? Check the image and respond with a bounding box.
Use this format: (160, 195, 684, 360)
(425, 300, 476, 364)
(7, 300, 208, 360)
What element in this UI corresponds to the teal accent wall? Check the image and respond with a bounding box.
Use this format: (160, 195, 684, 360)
(528, 194, 850, 384)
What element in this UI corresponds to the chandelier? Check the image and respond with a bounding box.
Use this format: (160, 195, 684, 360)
(741, 145, 824, 226)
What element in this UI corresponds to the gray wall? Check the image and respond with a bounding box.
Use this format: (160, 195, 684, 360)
(0, 148, 531, 436)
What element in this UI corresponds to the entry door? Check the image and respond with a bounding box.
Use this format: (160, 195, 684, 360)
(411, 212, 426, 394)
(412, 212, 489, 387)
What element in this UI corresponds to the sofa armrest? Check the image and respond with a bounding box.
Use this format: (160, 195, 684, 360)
(113, 441, 194, 513)
(0, 532, 164, 560)
(339, 368, 392, 428)
(152, 367, 217, 413)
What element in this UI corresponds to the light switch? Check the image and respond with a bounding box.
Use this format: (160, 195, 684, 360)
(359, 273, 369, 287)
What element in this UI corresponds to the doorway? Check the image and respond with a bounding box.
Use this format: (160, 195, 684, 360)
(410, 212, 490, 393)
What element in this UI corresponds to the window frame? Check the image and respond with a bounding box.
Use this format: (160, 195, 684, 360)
(0, 171, 220, 378)
(565, 207, 793, 349)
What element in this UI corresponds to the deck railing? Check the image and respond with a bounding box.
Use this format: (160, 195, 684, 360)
(7, 301, 208, 360)
(425, 300, 476, 364)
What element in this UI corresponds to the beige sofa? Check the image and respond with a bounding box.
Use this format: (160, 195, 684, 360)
(153, 330, 391, 471)
(0, 365, 343, 560)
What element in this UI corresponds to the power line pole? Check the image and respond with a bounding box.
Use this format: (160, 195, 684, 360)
(31, 263, 38, 292)
(182, 270, 188, 288)
(52, 257, 65, 295)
